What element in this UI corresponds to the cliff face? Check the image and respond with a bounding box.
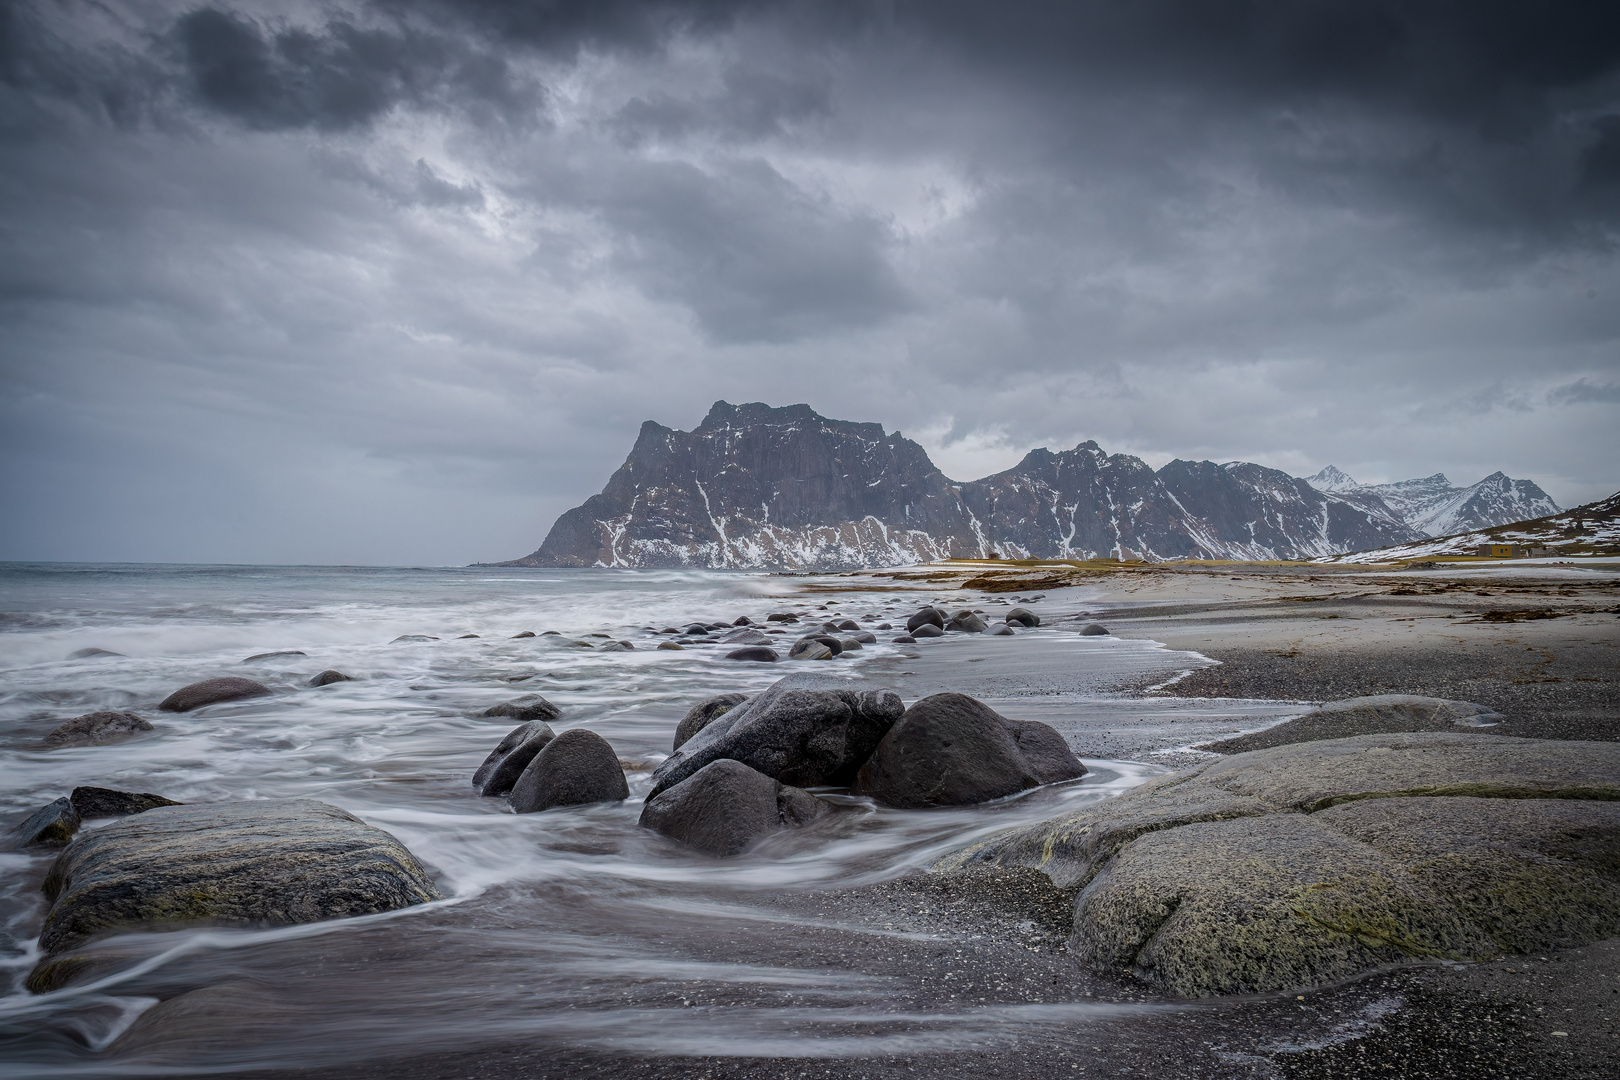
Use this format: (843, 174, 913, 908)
(503, 401, 1430, 569)
(520, 402, 984, 568)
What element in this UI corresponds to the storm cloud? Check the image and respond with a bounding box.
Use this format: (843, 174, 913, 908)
(2, 0, 1617, 563)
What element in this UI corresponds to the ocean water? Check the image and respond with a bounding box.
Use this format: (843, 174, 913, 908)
(0, 563, 1304, 1075)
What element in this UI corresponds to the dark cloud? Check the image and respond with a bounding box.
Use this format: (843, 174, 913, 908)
(171, 6, 538, 130)
(0, 0, 1616, 563)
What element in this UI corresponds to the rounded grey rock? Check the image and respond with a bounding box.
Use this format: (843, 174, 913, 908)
(307, 670, 353, 687)
(906, 607, 946, 633)
(509, 729, 628, 813)
(474, 721, 556, 795)
(1079, 623, 1110, 636)
(725, 646, 779, 663)
(158, 677, 271, 713)
(639, 758, 830, 857)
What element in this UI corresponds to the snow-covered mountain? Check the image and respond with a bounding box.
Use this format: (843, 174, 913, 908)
(1315, 490, 1620, 563)
(502, 402, 1422, 569)
(1302, 467, 1559, 537)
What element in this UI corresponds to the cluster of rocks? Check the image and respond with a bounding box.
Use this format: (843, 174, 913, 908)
(473, 694, 629, 813)
(633, 677, 1086, 856)
(886, 604, 1042, 645)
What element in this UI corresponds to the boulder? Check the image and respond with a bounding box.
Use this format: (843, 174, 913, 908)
(787, 638, 834, 661)
(1201, 694, 1504, 754)
(509, 729, 628, 813)
(1005, 607, 1040, 628)
(67, 648, 124, 659)
(838, 638, 862, 652)
(766, 613, 799, 623)
(683, 623, 709, 635)
(892, 635, 916, 644)
(9, 798, 80, 848)
(657, 641, 685, 650)
(307, 670, 352, 687)
(458, 635, 480, 639)
(639, 758, 830, 857)
(473, 721, 556, 795)
(851, 631, 878, 644)
(70, 787, 181, 819)
(649, 678, 904, 799)
(836, 619, 860, 631)
(44, 711, 152, 748)
(391, 635, 438, 643)
(1079, 624, 1109, 636)
(482, 694, 561, 723)
(853, 693, 1085, 808)
(910, 624, 945, 639)
(158, 677, 271, 713)
(986, 623, 1016, 636)
(674, 693, 750, 751)
(906, 607, 946, 633)
(732, 616, 755, 626)
(939, 732, 1620, 997)
(598, 640, 634, 652)
(241, 651, 306, 663)
(34, 800, 442, 956)
(720, 627, 772, 645)
(947, 611, 989, 633)
(511, 631, 536, 638)
(725, 646, 779, 663)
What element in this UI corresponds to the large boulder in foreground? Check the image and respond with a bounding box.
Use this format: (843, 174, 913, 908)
(36, 800, 442, 956)
(852, 693, 1086, 808)
(158, 677, 271, 712)
(509, 729, 628, 813)
(938, 732, 1620, 997)
(648, 678, 904, 799)
(1200, 694, 1503, 754)
(640, 758, 830, 856)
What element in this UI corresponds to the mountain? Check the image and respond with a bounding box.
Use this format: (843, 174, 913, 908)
(1315, 490, 1620, 563)
(1302, 468, 1560, 537)
(503, 401, 1426, 569)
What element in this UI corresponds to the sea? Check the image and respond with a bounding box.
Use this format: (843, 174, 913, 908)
(0, 562, 1307, 1075)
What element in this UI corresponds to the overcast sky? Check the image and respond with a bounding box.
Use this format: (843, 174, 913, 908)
(3, 1, 1618, 565)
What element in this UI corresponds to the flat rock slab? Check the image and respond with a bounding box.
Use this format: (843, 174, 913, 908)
(940, 732, 1620, 997)
(1201, 694, 1504, 754)
(37, 800, 442, 956)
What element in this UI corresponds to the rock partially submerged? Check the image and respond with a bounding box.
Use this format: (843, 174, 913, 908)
(473, 721, 556, 795)
(44, 711, 152, 748)
(158, 677, 271, 713)
(8, 798, 80, 849)
(1201, 694, 1504, 754)
(307, 670, 353, 687)
(509, 729, 628, 813)
(482, 694, 561, 723)
(71, 787, 181, 819)
(649, 678, 903, 799)
(35, 800, 442, 956)
(939, 732, 1620, 996)
(640, 758, 830, 856)
(852, 693, 1085, 808)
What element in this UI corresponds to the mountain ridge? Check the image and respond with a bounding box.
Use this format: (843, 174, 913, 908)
(504, 401, 1559, 569)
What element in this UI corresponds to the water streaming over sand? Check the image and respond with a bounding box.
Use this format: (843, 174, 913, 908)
(0, 563, 1308, 1075)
